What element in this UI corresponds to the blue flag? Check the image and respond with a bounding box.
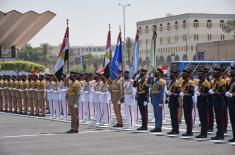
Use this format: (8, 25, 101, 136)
(111, 32, 122, 80)
(129, 32, 139, 79)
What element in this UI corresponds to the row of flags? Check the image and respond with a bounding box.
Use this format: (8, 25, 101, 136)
(54, 23, 158, 81)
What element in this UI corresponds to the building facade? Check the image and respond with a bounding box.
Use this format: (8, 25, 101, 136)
(196, 39, 235, 60)
(137, 13, 235, 65)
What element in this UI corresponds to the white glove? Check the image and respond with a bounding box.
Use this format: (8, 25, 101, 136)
(209, 89, 214, 95)
(225, 92, 233, 98)
(74, 104, 78, 108)
(196, 91, 200, 96)
(159, 104, 163, 107)
(144, 101, 148, 106)
(180, 92, 184, 97)
(166, 91, 171, 96)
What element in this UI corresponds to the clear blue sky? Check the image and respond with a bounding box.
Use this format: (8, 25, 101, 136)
(1, 0, 235, 47)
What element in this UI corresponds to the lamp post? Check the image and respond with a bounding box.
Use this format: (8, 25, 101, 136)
(118, 3, 130, 70)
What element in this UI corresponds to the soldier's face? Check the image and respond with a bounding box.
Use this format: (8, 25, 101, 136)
(124, 73, 129, 80)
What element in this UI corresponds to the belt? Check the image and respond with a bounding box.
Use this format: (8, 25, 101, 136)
(112, 89, 120, 92)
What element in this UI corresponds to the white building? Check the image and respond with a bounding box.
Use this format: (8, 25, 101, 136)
(137, 13, 235, 65)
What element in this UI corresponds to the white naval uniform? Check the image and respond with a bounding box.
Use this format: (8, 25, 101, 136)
(92, 81, 102, 124)
(52, 82, 60, 119)
(59, 82, 68, 120)
(101, 81, 111, 125)
(47, 82, 54, 118)
(82, 81, 92, 122)
(123, 78, 135, 128)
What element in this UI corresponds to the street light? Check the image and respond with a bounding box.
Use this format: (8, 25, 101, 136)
(118, 3, 130, 70)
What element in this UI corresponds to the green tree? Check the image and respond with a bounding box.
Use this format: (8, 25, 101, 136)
(125, 37, 134, 67)
(223, 20, 235, 33)
(40, 43, 50, 68)
(17, 44, 43, 62)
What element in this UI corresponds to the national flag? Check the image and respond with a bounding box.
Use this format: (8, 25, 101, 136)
(111, 32, 122, 80)
(104, 29, 111, 66)
(150, 30, 157, 68)
(54, 27, 69, 80)
(129, 31, 139, 79)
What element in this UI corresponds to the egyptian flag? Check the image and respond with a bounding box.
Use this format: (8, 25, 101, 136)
(54, 27, 69, 80)
(104, 28, 111, 66)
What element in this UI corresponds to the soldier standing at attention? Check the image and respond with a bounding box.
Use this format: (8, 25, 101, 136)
(166, 70, 181, 135)
(225, 67, 235, 143)
(196, 68, 211, 139)
(209, 68, 226, 140)
(11, 76, 18, 113)
(0, 76, 3, 111)
(110, 71, 123, 127)
(149, 68, 166, 133)
(16, 76, 23, 114)
(28, 75, 35, 115)
(180, 69, 195, 137)
(21, 75, 29, 115)
(135, 69, 149, 131)
(67, 73, 81, 133)
(37, 75, 46, 117)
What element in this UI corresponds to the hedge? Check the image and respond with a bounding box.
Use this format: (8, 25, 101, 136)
(0, 61, 45, 73)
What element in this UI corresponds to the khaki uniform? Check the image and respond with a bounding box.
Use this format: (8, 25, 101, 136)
(2, 80, 8, 111)
(110, 78, 123, 125)
(68, 80, 81, 131)
(11, 80, 18, 113)
(37, 80, 46, 116)
(28, 80, 35, 115)
(16, 80, 23, 113)
(0, 79, 3, 111)
(6, 80, 13, 112)
(21, 80, 29, 114)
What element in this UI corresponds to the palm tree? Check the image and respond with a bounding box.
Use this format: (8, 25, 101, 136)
(223, 20, 235, 33)
(125, 37, 134, 67)
(40, 43, 50, 68)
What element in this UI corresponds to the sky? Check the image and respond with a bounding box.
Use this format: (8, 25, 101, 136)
(0, 0, 235, 47)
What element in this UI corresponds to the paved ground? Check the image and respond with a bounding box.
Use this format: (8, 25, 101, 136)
(0, 110, 234, 155)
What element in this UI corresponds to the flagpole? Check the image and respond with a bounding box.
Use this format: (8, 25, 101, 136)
(66, 19, 70, 73)
(109, 24, 112, 80)
(119, 26, 125, 103)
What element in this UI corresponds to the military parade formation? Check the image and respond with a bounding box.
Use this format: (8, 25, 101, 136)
(0, 65, 235, 144)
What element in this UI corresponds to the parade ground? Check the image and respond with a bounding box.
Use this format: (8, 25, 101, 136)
(0, 109, 234, 155)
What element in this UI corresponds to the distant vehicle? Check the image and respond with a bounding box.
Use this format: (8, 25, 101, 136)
(170, 60, 235, 73)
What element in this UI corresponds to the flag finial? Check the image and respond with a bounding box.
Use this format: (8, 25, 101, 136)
(119, 25, 121, 32)
(66, 19, 69, 27)
(109, 24, 111, 31)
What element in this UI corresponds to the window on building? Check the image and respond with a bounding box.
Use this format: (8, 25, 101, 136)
(160, 38, 163, 44)
(138, 27, 142, 34)
(183, 34, 186, 41)
(160, 24, 163, 31)
(167, 36, 170, 43)
(145, 26, 149, 33)
(208, 34, 212, 40)
(175, 21, 178, 30)
(183, 20, 186, 29)
(191, 46, 194, 51)
(207, 20, 212, 29)
(221, 34, 225, 40)
(220, 20, 224, 28)
(175, 35, 178, 42)
(152, 25, 157, 31)
(193, 19, 199, 28)
(194, 34, 199, 41)
(167, 23, 170, 31)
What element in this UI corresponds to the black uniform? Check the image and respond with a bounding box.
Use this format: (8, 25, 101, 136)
(135, 77, 149, 130)
(227, 79, 235, 142)
(167, 80, 181, 134)
(196, 79, 210, 138)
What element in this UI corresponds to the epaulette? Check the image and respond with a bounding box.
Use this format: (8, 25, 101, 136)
(218, 79, 226, 86)
(189, 80, 195, 87)
(159, 78, 166, 85)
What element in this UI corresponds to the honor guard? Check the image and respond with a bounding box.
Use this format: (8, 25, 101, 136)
(37, 75, 46, 117)
(135, 69, 149, 131)
(166, 70, 181, 135)
(67, 72, 81, 133)
(59, 75, 68, 120)
(46, 74, 54, 118)
(28, 75, 35, 115)
(100, 75, 111, 125)
(180, 69, 195, 137)
(149, 68, 166, 132)
(209, 67, 226, 140)
(195, 68, 211, 139)
(0, 76, 3, 111)
(207, 72, 214, 132)
(92, 73, 102, 125)
(225, 67, 235, 143)
(11, 76, 18, 113)
(110, 70, 123, 127)
(16, 76, 23, 114)
(123, 71, 135, 129)
(21, 75, 29, 114)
